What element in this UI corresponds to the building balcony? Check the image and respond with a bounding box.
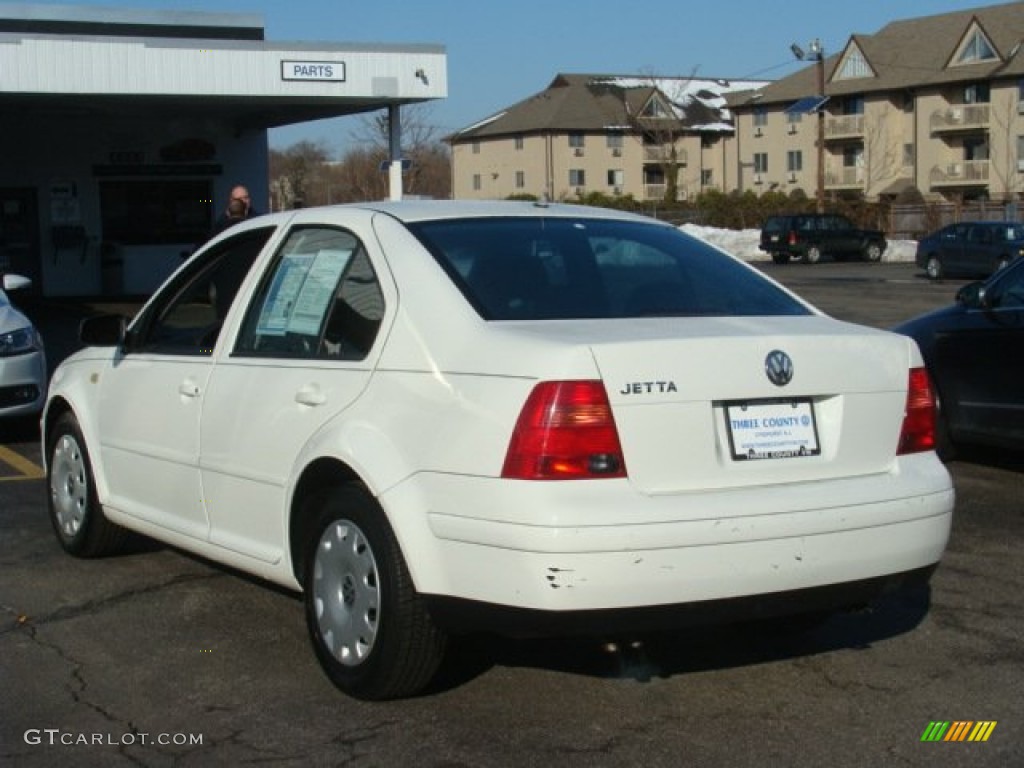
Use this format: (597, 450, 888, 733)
(929, 160, 989, 187)
(929, 104, 990, 134)
(825, 167, 864, 189)
(824, 115, 864, 140)
(644, 183, 667, 200)
(643, 146, 687, 165)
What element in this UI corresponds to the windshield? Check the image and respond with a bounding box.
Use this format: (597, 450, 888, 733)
(410, 217, 811, 320)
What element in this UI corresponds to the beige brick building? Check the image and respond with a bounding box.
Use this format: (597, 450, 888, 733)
(448, 73, 767, 202)
(451, 3, 1024, 206)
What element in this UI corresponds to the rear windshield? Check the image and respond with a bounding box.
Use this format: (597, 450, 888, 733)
(409, 217, 811, 320)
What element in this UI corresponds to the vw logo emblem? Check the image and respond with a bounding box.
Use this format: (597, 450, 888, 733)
(765, 350, 794, 387)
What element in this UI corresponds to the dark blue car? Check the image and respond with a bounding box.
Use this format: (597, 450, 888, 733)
(894, 257, 1024, 456)
(915, 221, 1024, 280)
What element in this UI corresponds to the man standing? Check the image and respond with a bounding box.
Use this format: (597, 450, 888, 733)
(209, 184, 261, 239)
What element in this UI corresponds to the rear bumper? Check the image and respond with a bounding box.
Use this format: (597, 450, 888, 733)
(382, 453, 953, 620)
(426, 564, 937, 637)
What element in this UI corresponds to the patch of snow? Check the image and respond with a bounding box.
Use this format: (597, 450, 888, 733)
(680, 224, 917, 263)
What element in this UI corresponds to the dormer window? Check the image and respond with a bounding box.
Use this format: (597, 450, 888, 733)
(955, 25, 998, 65)
(835, 44, 874, 81)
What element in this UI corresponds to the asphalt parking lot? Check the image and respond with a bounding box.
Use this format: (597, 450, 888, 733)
(1, 261, 1022, 767)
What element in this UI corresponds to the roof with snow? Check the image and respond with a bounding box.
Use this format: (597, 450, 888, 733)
(450, 73, 770, 140)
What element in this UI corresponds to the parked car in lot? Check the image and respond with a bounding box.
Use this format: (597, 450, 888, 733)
(43, 201, 953, 699)
(759, 213, 887, 264)
(0, 273, 46, 420)
(894, 255, 1024, 457)
(914, 221, 1024, 280)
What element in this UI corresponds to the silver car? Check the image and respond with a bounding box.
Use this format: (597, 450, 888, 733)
(0, 274, 46, 420)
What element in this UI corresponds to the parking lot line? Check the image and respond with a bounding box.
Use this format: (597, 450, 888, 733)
(0, 445, 45, 482)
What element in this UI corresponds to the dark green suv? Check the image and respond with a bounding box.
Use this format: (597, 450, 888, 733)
(760, 214, 887, 265)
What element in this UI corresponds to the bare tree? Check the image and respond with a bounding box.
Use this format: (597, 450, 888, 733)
(622, 69, 700, 203)
(269, 140, 331, 209)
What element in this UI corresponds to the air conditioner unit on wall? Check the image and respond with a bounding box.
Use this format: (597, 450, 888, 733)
(754, 128, 764, 137)
(788, 173, 798, 183)
(754, 174, 764, 185)
(574, 148, 584, 157)
(788, 124, 797, 134)
(612, 148, 622, 157)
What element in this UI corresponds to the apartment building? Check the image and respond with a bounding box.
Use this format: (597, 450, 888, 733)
(448, 73, 766, 202)
(732, 2, 1024, 204)
(451, 3, 1024, 206)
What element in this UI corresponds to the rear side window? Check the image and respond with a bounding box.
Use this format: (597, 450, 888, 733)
(410, 217, 810, 320)
(235, 226, 384, 360)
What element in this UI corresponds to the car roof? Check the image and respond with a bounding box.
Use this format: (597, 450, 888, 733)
(256, 200, 671, 227)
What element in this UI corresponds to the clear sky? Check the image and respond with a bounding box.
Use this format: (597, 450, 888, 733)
(16, 0, 1017, 154)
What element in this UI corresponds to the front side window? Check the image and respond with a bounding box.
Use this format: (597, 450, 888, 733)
(235, 227, 384, 360)
(409, 218, 810, 321)
(129, 228, 274, 355)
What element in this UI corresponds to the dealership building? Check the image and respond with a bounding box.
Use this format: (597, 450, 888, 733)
(0, 3, 446, 296)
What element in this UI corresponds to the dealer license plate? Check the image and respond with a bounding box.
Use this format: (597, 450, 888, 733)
(725, 399, 820, 461)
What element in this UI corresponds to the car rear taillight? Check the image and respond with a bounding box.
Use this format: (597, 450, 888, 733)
(898, 367, 937, 455)
(788, 230, 797, 245)
(502, 381, 627, 480)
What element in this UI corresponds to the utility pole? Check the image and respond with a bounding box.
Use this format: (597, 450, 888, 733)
(792, 39, 826, 213)
(811, 39, 826, 214)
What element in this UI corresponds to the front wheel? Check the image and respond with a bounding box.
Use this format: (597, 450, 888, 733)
(47, 412, 127, 557)
(925, 255, 943, 280)
(863, 242, 883, 262)
(771, 252, 790, 265)
(303, 485, 447, 700)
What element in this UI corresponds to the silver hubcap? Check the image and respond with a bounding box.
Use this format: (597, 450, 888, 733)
(50, 433, 88, 539)
(927, 258, 940, 279)
(313, 520, 380, 667)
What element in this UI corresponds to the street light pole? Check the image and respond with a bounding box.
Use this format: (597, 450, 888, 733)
(792, 39, 826, 214)
(811, 39, 826, 214)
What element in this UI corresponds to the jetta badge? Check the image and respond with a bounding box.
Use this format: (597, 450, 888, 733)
(765, 350, 794, 387)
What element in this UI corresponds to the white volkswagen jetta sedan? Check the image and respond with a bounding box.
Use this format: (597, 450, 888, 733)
(43, 201, 953, 699)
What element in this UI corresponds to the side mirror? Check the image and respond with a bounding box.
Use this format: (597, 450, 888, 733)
(955, 281, 986, 309)
(2, 273, 32, 292)
(79, 314, 127, 347)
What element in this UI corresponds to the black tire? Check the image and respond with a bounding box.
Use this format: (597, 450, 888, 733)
(925, 255, 943, 280)
(863, 242, 884, 262)
(47, 412, 127, 557)
(302, 485, 447, 700)
(771, 252, 790, 265)
(804, 245, 822, 264)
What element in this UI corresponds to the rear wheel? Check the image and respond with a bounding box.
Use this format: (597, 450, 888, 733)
(303, 485, 447, 700)
(863, 242, 883, 262)
(925, 255, 943, 280)
(47, 412, 127, 557)
(804, 246, 822, 264)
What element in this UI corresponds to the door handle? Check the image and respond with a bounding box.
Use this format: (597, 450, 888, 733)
(178, 379, 201, 398)
(295, 384, 326, 407)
